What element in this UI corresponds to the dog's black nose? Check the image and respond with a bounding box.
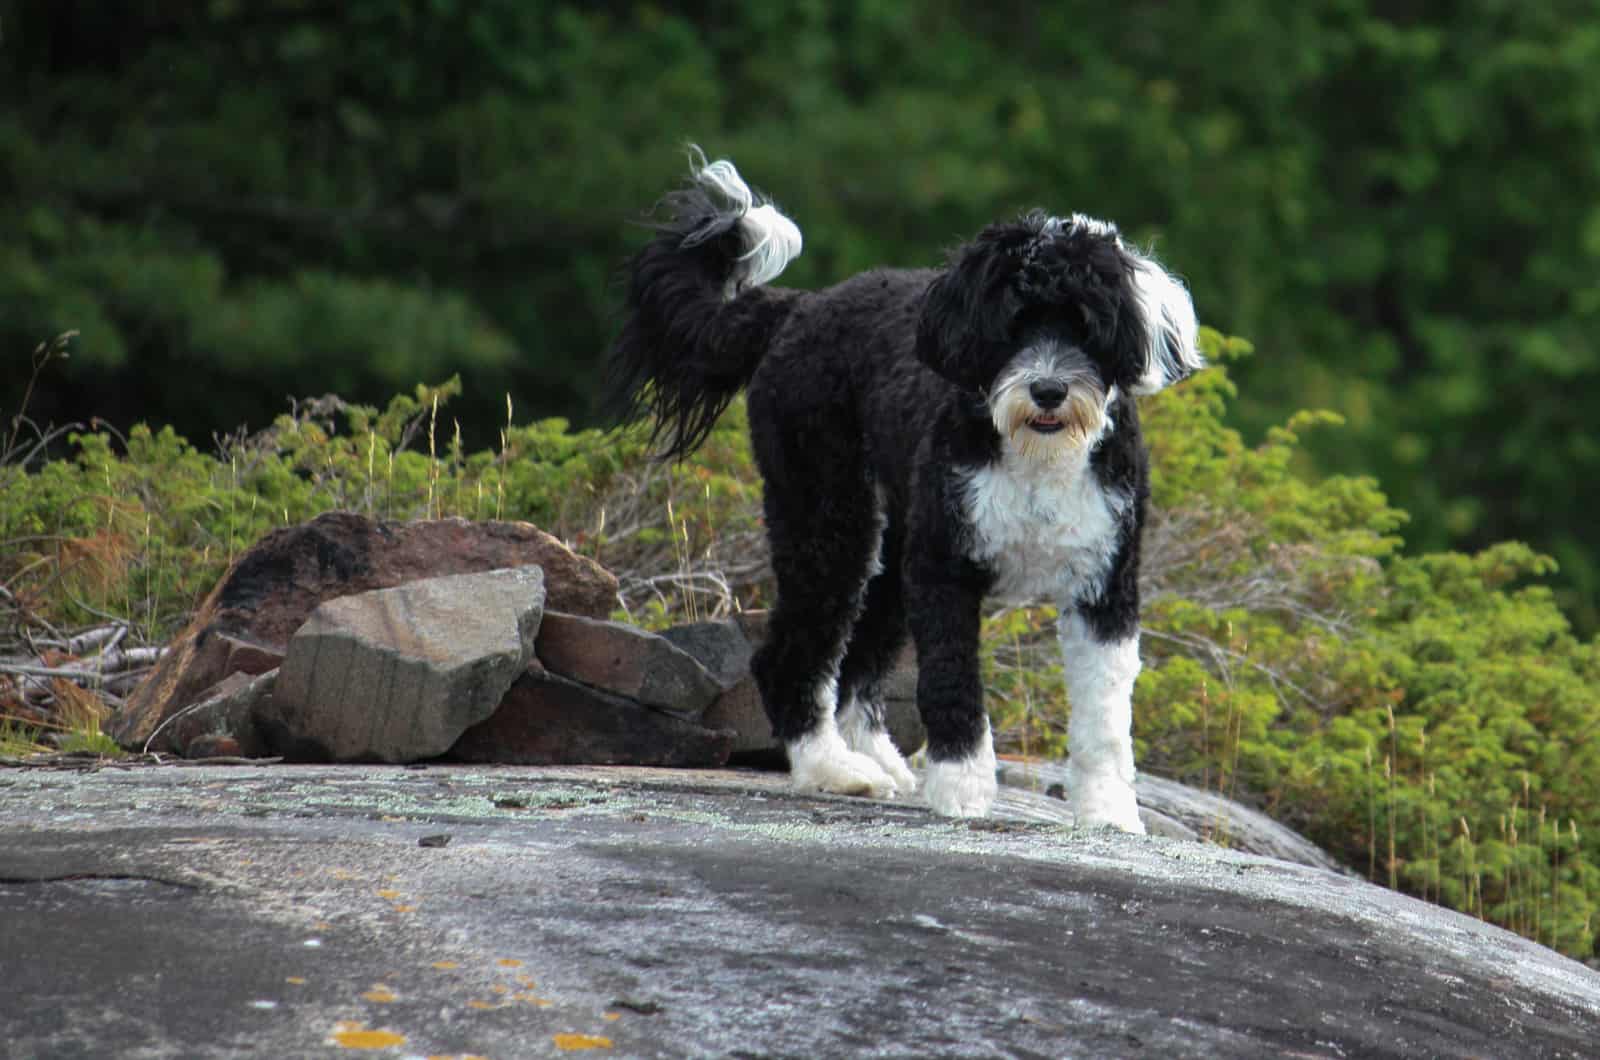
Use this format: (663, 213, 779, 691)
(1029, 380, 1068, 409)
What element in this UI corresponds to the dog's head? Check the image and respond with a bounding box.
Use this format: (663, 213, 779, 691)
(915, 211, 1201, 460)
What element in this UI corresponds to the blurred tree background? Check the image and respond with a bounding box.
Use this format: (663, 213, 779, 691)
(4, 0, 1598, 626)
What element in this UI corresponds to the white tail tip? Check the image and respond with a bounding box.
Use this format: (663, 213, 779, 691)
(689, 148, 803, 297)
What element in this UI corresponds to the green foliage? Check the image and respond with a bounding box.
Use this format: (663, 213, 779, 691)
(5, 2, 1599, 625)
(0, 720, 49, 759)
(1, 375, 764, 644)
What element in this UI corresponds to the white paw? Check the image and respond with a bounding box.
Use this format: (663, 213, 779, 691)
(788, 725, 898, 800)
(1069, 769, 1146, 834)
(924, 760, 997, 817)
(865, 734, 919, 796)
(838, 705, 918, 796)
(924, 724, 998, 818)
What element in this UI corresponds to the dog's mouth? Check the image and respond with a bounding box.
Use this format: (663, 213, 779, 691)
(1027, 414, 1065, 434)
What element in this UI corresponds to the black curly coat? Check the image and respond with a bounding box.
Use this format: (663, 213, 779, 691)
(608, 158, 1198, 778)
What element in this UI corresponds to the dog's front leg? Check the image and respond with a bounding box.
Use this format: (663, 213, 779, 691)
(1058, 609, 1146, 834)
(907, 580, 997, 818)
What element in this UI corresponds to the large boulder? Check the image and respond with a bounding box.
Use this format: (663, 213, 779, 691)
(259, 567, 544, 762)
(111, 513, 616, 750)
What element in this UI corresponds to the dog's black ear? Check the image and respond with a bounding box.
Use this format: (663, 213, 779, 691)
(915, 221, 1035, 392)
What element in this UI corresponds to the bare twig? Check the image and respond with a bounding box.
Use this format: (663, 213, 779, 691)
(1141, 626, 1329, 712)
(0, 647, 162, 682)
(58, 623, 130, 656)
(4, 331, 78, 465)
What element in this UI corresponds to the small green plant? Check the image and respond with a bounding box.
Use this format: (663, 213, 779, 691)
(0, 720, 49, 758)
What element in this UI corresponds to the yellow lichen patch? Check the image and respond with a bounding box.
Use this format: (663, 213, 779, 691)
(467, 1000, 498, 1011)
(362, 984, 398, 1003)
(490, 984, 509, 995)
(515, 976, 536, 988)
(286, 977, 307, 986)
(331, 1025, 407, 1050)
(602, 1012, 621, 1022)
(376, 889, 402, 900)
(431, 961, 459, 970)
(393, 904, 418, 913)
(513, 993, 554, 1008)
(552, 1034, 612, 1051)
(495, 958, 522, 968)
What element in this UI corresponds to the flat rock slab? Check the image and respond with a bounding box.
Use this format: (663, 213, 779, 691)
(264, 567, 545, 761)
(3, 764, 1598, 1059)
(535, 612, 720, 715)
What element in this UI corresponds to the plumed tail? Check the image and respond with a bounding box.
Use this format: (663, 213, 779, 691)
(607, 147, 803, 461)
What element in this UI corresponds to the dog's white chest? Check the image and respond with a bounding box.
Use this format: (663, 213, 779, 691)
(961, 458, 1126, 606)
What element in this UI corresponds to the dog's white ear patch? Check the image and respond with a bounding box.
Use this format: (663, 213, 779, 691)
(1126, 252, 1202, 395)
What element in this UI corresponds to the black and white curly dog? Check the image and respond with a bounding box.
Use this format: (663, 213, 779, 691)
(609, 150, 1201, 831)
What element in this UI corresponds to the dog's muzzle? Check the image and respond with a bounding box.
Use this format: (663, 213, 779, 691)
(1025, 380, 1070, 434)
(992, 372, 1107, 458)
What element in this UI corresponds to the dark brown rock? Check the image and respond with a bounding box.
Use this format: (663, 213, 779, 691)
(183, 734, 244, 759)
(659, 620, 753, 690)
(535, 612, 720, 716)
(215, 634, 285, 679)
(111, 512, 616, 750)
(450, 669, 735, 767)
(879, 645, 926, 755)
(158, 670, 276, 759)
(700, 673, 775, 757)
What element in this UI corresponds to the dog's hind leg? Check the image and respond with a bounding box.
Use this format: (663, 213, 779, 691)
(749, 468, 904, 800)
(835, 522, 918, 793)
